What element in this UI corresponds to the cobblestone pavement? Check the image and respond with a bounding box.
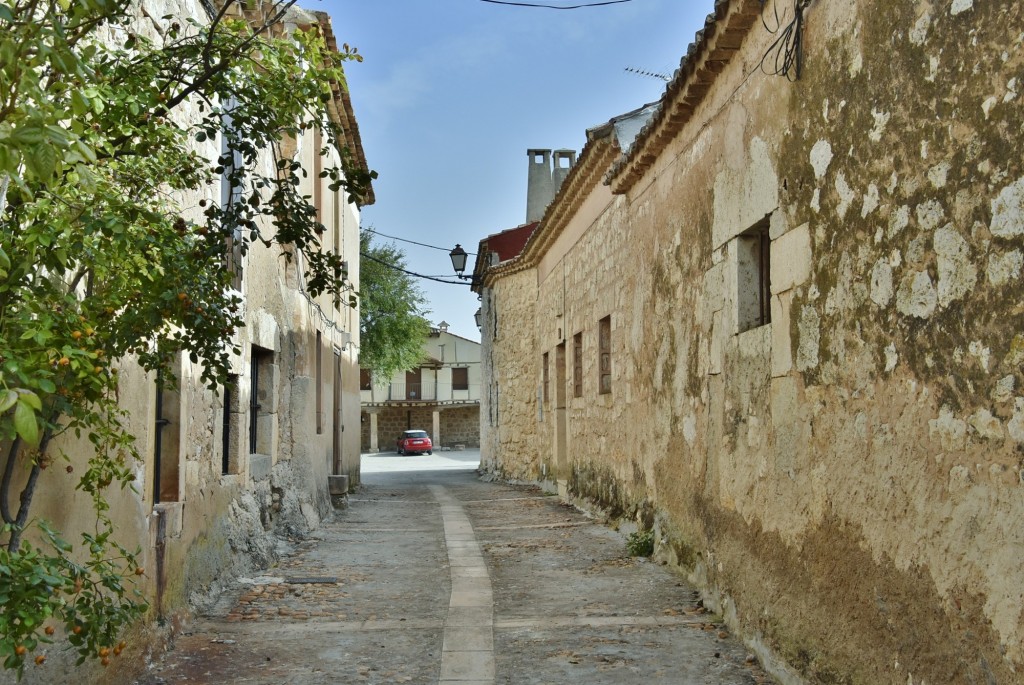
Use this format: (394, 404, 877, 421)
(132, 451, 773, 684)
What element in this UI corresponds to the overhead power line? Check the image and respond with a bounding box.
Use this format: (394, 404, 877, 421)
(361, 251, 471, 286)
(479, 0, 633, 8)
(363, 227, 476, 256)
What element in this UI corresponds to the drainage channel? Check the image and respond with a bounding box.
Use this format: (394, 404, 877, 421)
(429, 484, 495, 684)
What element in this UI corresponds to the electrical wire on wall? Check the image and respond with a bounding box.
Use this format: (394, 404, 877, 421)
(759, 0, 811, 81)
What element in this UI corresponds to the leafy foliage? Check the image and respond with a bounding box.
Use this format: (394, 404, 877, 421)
(358, 232, 431, 380)
(0, 0, 373, 674)
(626, 529, 655, 557)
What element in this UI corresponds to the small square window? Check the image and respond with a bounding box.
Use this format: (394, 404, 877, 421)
(452, 367, 469, 391)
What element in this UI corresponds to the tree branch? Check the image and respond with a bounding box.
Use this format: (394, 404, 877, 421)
(0, 436, 21, 525)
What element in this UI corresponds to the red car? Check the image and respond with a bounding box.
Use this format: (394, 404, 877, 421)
(396, 430, 433, 455)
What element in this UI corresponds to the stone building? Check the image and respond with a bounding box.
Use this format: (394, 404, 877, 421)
(361, 324, 482, 451)
(472, 1, 1024, 682)
(13, 3, 371, 682)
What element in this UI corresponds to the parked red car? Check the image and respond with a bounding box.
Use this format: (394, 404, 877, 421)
(396, 430, 433, 455)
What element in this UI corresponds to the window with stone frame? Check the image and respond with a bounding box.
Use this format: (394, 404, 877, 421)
(452, 367, 469, 391)
(221, 374, 243, 476)
(249, 346, 274, 455)
(542, 352, 550, 406)
(573, 331, 583, 398)
(598, 315, 611, 394)
(736, 215, 772, 333)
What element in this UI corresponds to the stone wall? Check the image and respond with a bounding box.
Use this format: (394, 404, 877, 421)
(361, 405, 481, 451)
(440, 406, 481, 447)
(480, 1, 1024, 682)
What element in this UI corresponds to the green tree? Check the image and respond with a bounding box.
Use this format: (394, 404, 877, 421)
(0, 0, 373, 676)
(358, 232, 431, 380)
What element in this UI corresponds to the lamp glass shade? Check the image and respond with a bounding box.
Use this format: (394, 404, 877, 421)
(474, 308, 482, 328)
(449, 244, 468, 274)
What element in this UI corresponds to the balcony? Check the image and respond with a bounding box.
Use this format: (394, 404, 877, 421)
(361, 382, 480, 405)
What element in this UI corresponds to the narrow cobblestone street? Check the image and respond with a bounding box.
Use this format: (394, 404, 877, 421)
(133, 452, 772, 684)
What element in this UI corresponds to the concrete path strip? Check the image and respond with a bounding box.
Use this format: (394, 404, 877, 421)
(430, 484, 496, 684)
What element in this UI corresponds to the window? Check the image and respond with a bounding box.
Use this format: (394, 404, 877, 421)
(154, 366, 181, 503)
(542, 352, 550, 405)
(573, 332, 583, 398)
(221, 374, 242, 475)
(598, 316, 611, 394)
(737, 216, 772, 333)
(250, 346, 274, 455)
(360, 368, 372, 390)
(452, 367, 469, 391)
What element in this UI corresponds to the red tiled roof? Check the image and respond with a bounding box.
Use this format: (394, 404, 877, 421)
(486, 222, 539, 262)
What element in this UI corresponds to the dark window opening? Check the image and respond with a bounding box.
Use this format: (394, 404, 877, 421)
(573, 332, 583, 398)
(737, 215, 772, 333)
(598, 316, 611, 395)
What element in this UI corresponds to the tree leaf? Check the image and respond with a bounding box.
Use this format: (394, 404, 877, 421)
(13, 401, 39, 446)
(18, 390, 41, 410)
(0, 390, 17, 414)
(26, 144, 56, 180)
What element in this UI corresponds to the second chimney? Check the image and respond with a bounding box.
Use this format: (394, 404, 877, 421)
(525, 148, 576, 223)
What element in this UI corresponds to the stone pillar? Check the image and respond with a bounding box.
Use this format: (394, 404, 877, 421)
(432, 409, 441, 449)
(369, 412, 380, 453)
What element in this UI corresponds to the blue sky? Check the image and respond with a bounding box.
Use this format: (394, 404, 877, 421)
(320, 0, 714, 340)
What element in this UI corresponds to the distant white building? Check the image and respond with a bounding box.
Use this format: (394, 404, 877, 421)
(360, 323, 481, 452)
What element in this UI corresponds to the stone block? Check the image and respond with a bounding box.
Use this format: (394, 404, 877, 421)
(770, 222, 812, 294)
(771, 292, 793, 378)
(152, 501, 184, 540)
(328, 474, 349, 495)
(250, 453, 272, 482)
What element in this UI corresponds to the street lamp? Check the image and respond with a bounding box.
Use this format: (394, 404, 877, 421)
(474, 308, 482, 329)
(449, 244, 469, 280)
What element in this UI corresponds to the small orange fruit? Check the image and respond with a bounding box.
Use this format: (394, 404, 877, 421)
(34, 655, 45, 665)
(72, 625, 82, 635)
(14, 645, 26, 656)
(58, 357, 70, 366)
(101, 656, 110, 666)
(135, 567, 145, 576)
(44, 626, 55, 636)
(118, 641, 126, 651)
(71, 331, 82, 340)
(98, 647, 110, 658)
(177, 293, 187, 301)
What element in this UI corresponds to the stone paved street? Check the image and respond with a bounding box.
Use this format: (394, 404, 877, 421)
(132, 451, 773, 684)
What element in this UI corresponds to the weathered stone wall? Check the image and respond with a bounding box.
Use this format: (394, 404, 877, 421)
(440, 406, 481, 447)
(360, 406, 480, 451)
(480, 270, 541, 478)
(482, 1, 1024, 682)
